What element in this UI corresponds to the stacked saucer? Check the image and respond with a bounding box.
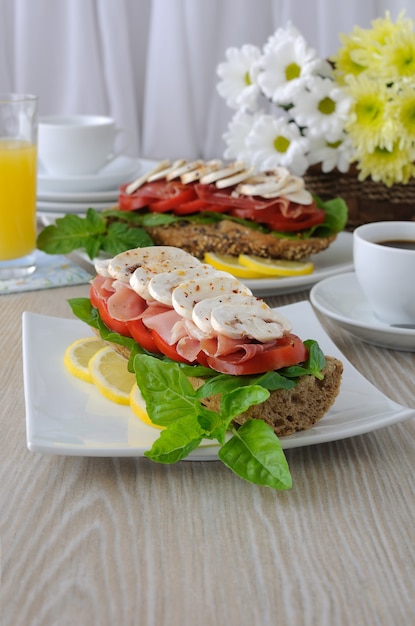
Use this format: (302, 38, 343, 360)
(37, 156, 155, 214)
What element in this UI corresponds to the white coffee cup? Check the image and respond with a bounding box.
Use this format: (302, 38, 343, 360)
(353, 221, 415, 325)
(38, 114, 131, 176)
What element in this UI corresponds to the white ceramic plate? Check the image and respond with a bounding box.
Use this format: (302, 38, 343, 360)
(310, 272, 415, 352)
(37, 157, 156, 193)
(37, 188, 119, 203)
(37, 199, 118, 213)
(23, 301, 414, 459)
(243, 232, 353, 295)
(34, 226, 354, 297)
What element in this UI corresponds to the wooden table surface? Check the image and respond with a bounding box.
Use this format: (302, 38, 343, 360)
(1, 279, 414, 626)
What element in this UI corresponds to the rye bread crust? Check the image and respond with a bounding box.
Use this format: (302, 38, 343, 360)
(145, 219, 337, 261)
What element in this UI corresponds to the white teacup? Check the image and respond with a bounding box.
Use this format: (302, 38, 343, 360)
(353, 221, 415, 325)
(38, 114, 131, 176)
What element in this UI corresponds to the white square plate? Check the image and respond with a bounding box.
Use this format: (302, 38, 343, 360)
(23, 301, 414, 460)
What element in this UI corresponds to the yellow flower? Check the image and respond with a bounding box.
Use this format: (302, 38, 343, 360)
(333, 13, 415, 80)
(333, 11, 415, 186)
(343, 74, 391, 152)
(389, 83, 415, 150)
(379, 29, 415, 82)
(356, 142, 415, 187)
(332, 33, 367, 83)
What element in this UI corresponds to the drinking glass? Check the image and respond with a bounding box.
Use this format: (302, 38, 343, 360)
(0, 93, 38, 278)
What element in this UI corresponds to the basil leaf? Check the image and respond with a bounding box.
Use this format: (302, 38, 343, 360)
(303, 339, 326, 379)
(196, 405, 230, 445)
(219, 420, 292, 490)
(101, 221, 153, 256)
(67, 297, 100, 328)
(102, 209, 147, 225)
(279, 340, 326, 380)
(67, 297, 139, 353)
(195, 369, 296, 399)
(312, 196, 348, 236)
(221, 385, 270, 420)
(144, 415, 204, 463)
(208, 385, 269, 444)
(134, 354, 200, 426)
(252, 370, 298, 390)
(37, 211, 106, 255)
(194, 373, 254, 398)
(37, 208, 155, 259)
(141, 212, 178, 227)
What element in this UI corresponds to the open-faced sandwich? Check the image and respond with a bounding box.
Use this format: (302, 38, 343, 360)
(117, 159, 348, 261)
(68, 245, 343, 490)
(37, 159, 348, 273)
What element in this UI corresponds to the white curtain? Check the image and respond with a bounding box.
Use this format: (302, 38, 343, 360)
(0, 0, 412, 161)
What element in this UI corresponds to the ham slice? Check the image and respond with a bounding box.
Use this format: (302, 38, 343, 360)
(107, 281, 147, 321)
(141, 306, 183, 343)
(176, 336, 203, 363)
(91, 275, 116, 300)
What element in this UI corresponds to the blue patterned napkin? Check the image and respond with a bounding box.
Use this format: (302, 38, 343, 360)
(0, 249, 91, 294)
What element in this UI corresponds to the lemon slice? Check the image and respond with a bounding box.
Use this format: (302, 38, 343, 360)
(130, 383, 165, 429)
(204, 251, 266, 278)
(64, 337, 108, 382)
(238, 254, 314, 277)
(89, 346, 136, 404)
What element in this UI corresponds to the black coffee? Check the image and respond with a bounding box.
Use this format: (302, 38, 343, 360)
(377, 239, 415, 250)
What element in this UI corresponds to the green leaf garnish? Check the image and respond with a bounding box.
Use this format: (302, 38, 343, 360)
(219, 421, 292, 490)
(37, 208, 154, 259)
(144, 416, 204, 463)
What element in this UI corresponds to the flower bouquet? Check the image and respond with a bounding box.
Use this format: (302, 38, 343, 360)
(216, 12, 415, 228)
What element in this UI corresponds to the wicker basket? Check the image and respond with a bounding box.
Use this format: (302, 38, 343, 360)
(304, 166, 415, 230)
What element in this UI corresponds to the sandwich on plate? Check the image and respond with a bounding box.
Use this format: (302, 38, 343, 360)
(68, 245, 343, 490)
(37, 159, 348, 272)
(117, 159, 347, 261)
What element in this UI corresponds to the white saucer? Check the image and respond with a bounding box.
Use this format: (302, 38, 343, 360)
(38, 157, 156, 193)
(310, 272, 415, 351)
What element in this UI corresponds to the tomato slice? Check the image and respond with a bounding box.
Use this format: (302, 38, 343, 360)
(127, 318, 161, 353)
(172, 198, 213, 214)
(206, 334, 308, 375)
(231, 204, 325, 232)
(151, 330, 195, 364)
(149, 188, 196, 212)
(260, 208, 326, 232)
(119, 180, 197, 212)
(118, 184, 153, 211)
(94, 299, 132, 337)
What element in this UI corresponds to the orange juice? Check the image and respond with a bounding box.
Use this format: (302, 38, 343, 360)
(0, 139, 37, 260)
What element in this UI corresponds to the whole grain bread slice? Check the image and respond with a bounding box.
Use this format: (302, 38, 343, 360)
(145, 219, 336, 261)
(188, 356, 343, 437)
(101, 327, 343, 438)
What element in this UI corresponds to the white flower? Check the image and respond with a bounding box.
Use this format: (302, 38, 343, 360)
(257, 24, 320, 105)
(223, 109, 265, 162)
(217, 44, 261, 112)
(290, 76, 353, 142)
(216, 23, 356, 177)
(246, 115, 310, 175)
(307, 132, 354, 172)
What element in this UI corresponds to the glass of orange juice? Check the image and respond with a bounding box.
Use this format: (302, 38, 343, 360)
(0, 93, 38, 278)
